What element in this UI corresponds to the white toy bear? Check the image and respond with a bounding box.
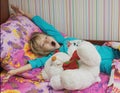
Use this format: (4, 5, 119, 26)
(42, 52, 70, 81)
(42, 41, 101, 90)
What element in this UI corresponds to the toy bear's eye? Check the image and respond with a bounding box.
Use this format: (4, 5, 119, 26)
(73, 43, 76, 45)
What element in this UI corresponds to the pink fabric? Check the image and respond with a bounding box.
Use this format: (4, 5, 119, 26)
(1, 72, 110, 93)
(1, 15, 67, 80)
(1, 15, 43, 80)
(1, 15, 66, 59)
(107, 59, 120, 93)
(1, 16, 112, 93)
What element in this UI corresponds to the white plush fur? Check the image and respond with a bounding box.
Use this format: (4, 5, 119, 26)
(42, 52, 70, 81)
(42, 41, 101, 90)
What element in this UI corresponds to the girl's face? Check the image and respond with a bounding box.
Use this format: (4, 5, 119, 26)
(38, 34, 60, 52)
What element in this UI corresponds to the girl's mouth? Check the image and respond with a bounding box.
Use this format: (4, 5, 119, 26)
(51, 41, 56, 47)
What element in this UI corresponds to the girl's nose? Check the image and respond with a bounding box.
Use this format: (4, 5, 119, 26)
(45, 39, 49, 43)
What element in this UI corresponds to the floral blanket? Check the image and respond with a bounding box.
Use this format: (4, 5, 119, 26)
(1, 40, 120, 93)
(1, 15, 119, 93)
(107, 59, 120, 93)
(1, 72, 110, 93)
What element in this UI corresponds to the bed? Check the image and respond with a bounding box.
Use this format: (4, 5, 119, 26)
(0, 0, 120, 93)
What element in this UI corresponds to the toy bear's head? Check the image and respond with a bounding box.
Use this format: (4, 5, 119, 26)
(50, 53, 70, 67)
(42, 52, 70, 81)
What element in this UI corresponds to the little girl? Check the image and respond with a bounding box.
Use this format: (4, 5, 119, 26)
(3, 5, 120, 83)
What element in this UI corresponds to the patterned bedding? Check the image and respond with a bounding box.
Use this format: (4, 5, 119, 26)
(1, 71, 110, 93)
(2, 59, 120, 93)
(1, 15, 119, 93)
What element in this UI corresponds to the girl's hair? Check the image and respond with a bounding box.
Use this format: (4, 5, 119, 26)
(29, 32, 50, 56)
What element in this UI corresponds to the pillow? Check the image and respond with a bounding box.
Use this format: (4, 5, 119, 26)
(1, 15, 43, 80)
(104, 42, 120, 51)
(107, 59, 120, 93)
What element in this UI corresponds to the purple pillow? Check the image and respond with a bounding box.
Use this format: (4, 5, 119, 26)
(1, 15, 43, 80)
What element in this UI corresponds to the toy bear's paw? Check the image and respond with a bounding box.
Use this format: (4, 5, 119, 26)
(96, 76, 101, 82)
(41, 70, 49, 81)
(50, 75, 63, 90)
(77, 41, 101, 66)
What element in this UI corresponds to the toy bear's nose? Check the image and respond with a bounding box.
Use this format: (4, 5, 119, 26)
(52, 56, 56, 62)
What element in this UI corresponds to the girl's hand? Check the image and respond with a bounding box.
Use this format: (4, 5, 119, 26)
(2, 73, 11, 83)
(11, 5, 25, 15)
(11, 5, 33, 19)
(2, 70, 16, 84)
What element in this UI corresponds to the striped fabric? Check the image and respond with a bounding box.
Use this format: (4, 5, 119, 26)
(9, 0, 120, 41)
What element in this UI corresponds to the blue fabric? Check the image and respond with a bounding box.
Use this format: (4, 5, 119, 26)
(95, 45, 120, 75)
(29, 37, 77, 69)
(29, 16, 77, 69)
(113, 49, 120, 59)
(59, 37, 78, 53)
(32, 16, 65, 44)
(29, 16, 119, 75)
(29, 54, 52, 68)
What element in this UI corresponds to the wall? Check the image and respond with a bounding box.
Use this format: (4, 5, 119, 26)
(0, 0, 9, 24)
(9, 0, 120, 41)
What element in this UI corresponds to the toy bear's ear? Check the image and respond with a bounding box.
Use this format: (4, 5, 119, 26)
(52, 56, 56, 62)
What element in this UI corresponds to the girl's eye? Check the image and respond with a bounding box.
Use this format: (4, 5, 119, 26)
(42, 44, 45, 47)
(41, 42, 44, 48)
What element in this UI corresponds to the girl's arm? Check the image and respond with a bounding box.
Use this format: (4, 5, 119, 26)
(11, 5, 65, 44)
(32, 16, 65, 44)
(11, 5, 33, 19)
(10, 64, 32, 75)
(3, 64, 32, 83)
